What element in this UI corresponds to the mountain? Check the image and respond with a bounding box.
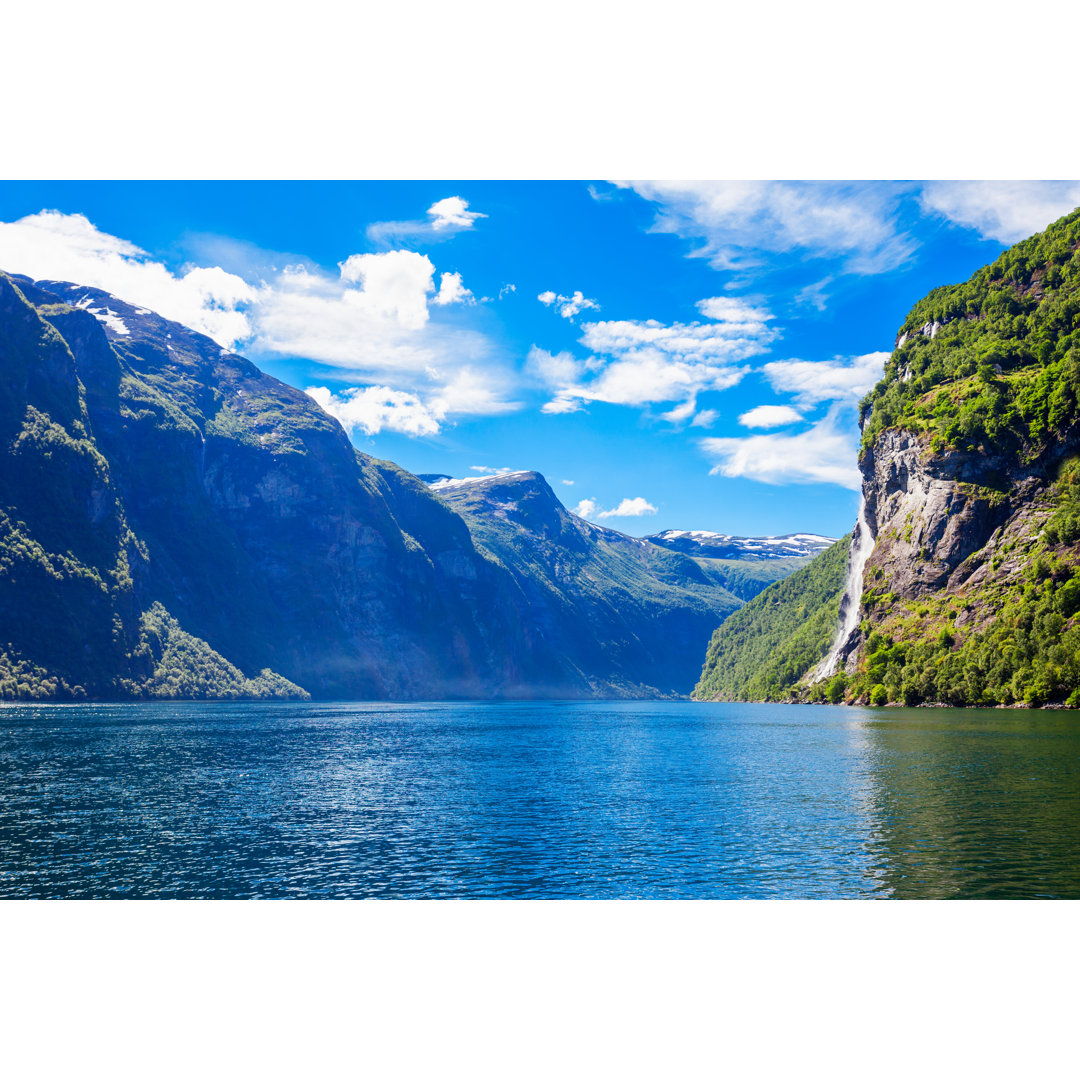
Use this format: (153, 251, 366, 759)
(695, 206, 1080, 707)
(646, 529, 835, 560)
(0, 273, 586, 700)
(1, 272, 806, 701)
(427, 471, 746, 694)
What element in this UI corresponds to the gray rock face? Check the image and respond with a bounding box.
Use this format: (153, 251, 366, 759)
(843, 422, 1077, 667)
(860, 429, 1014, 598)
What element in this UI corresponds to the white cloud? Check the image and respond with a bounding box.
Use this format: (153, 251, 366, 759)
(738, 404, 804, 428)
(695, 295, 772, 325)
(700, 407, 860, 489)
(366, 196, 486, 245)
(919, 181, 1080, 244)
(621, 181, 916, 275)
(470, 465, 516, 476)
(337, 249, 435, 328)
(538, 289, 599, 319)
(573, 349, 747, 408)
(540, 395, 585, 415)
(427, 196, 486, 231)
(533, 298, 775, 415)
(580, 311, 775, 362)
(526, 346, 586, 386)
(432, 271, 473, 306)
(690, 409, 718, 428)
(660, 399, 698, 423)
(499, 283, 516, 299)
(306, 365, 519, 439)
(795, 277, 832, 312)
(763, 351, 888, 406)
(561, 479, 574, 486)
(572, 496, 658, 521)
(597, 497, 657, 519)
(428, 366, 521, 418)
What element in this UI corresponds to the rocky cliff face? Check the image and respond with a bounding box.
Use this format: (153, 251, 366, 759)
(693, 207, 1080, 707)
(835, 426, 1066, 673)
(0, 273, 570, 699)
(815, 207, 1080, 706)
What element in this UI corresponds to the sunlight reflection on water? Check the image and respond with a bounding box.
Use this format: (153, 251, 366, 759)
(0, 700, 1077, 898)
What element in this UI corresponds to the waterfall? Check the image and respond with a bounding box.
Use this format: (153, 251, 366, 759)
(811, 496, 874, 682)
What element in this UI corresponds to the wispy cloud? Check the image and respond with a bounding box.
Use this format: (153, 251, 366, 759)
(701, 406, 861, 489)
(620, 181, 917, 276)
(762, 352, 888, 406)
(919, 181, 1080, 244)
(538, 289, 599, 319)
(365, 196, 486, 247)
(533, 296, 778, 417)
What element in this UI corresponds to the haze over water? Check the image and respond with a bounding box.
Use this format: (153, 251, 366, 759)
(1, 701, 1077, 899)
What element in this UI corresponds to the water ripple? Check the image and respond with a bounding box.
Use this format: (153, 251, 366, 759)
(0, 700, 1077, 898)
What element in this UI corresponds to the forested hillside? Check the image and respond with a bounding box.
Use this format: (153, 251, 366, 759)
(692, 538, 848, 702)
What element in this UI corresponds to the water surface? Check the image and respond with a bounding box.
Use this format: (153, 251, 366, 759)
(1, 700, 1077, 898)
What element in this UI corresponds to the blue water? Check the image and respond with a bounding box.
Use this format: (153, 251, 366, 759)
(1, 700, 1077, 898)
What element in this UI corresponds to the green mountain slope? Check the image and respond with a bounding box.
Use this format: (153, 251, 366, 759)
(842, 207, 1080, 707)
(430, 472, 744, 695)
(692, 537, 849, 701)
(0, 273, 563, 699)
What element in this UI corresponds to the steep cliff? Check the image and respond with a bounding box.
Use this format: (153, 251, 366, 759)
(0, 274, 572, 699)
(695, 206, 1080, 707)
(833, 208, 1080, 706)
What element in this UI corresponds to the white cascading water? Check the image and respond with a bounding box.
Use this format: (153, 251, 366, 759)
(811, 496, 874, 682)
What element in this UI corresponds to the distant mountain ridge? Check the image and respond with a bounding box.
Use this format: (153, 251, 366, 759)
(646, 529, 836, 560)
(428, 470, 745, 695)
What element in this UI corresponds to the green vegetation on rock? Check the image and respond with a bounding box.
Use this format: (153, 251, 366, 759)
(692, 537, 849, 701)
(861, 208, 1080, 457)
(839, 460, 1080, 707)
(708, 207, 1080, 710)
(125, 603, 310, 700)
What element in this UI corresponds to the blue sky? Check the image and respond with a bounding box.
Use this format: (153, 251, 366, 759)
(2, 180, 1078, 538)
